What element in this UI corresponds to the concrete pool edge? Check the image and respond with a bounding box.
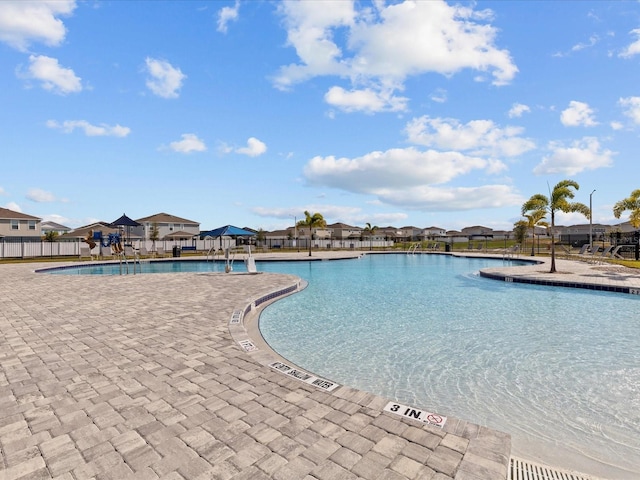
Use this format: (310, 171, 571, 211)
(478, 255, 640, 296)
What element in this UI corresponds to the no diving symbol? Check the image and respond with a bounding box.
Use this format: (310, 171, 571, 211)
(426, 414, 443, 425)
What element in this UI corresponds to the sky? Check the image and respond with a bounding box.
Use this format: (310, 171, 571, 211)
(1, 0, 639, 233)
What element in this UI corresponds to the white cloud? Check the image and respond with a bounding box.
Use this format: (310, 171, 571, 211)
(571, 35, 599, 52)
(430, 88, 447, 103)
(169, 134, 207, 153)
(0, 186, 7, 196)
(405, 115, 535, 158)
(560, 100, 598, 127)
(619, 28, 640, 58)
(303, 147, 503, 197)
(508, 103, 530, 118)
(251, 204, 407, 227)
(4, 202, 21, 212)
(533, 137, 615, 175)
(217, 0, 240, 33)
(610, 121, 624, 131)
(324, 86, 407, 113)
(619, 96, 640, 125)
(23, 54, 82, 94)
(145, 57, 186, 99)
(236, 137, 267, 157)
(26, 188, 56, 203)
(376, 184, 523, 211)
(46, 119, 130, 137)
(0, 0, 76, 51)
(274, 0, 517, 112)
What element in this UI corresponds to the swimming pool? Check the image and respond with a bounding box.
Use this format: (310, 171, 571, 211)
(256, 254, 640, 478)
(44, 259, 243, 275)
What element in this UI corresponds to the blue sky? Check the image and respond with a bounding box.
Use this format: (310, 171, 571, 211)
(1, 0, 639, 232)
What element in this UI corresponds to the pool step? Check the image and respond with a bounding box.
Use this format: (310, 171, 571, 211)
(509, 457, 603, 480)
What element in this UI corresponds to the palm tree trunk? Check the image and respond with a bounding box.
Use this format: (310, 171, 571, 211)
(549, 214, 556, 273)
(530, 228, 535, 256)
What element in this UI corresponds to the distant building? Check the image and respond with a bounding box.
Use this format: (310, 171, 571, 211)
(327, 222, 362, 242)
(461, 225, 494, 239)
(0, 207, 42, 240)
(58, 222, 119, 242)
(41, 221, 71, 236)
(421, 226, 447, 239)
(134, 213, 200, 240)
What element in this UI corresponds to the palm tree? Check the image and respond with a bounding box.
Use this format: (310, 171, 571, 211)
(522, 179, 590, 273)
(363, 222, 378, 251)
(613, 189, 640, 228)
(297, 211, 326, 257)
(523, 210, 548, 256)
(150, 222, 160, 252)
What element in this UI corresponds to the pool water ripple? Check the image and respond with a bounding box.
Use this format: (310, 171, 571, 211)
(257, 254, 640, 477)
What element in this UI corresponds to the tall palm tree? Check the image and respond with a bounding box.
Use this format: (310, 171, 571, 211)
(613, 189, 640, 228)
(297, 211, 326, 257)
(363, 222, 378, 251)
(522, 179, 590, 273)
(524, 210, 548, 256)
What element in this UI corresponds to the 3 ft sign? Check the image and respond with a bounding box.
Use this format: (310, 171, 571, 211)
(384, 402, 447, 428)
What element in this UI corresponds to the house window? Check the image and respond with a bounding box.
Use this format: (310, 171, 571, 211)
(11, 220, 19, 230)
(28, 221, 36, 230)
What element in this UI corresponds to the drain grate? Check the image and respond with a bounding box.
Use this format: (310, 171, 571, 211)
(509, 457, 601, 480)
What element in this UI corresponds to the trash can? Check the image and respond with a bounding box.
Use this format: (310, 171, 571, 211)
(172, 246, 181, 257)
(445, 244, 451, 252)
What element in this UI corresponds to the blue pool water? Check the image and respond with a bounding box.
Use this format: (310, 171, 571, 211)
(257, 255, 640, 477)
(45, 260, 239, 275)
(45, 254, 640, 476)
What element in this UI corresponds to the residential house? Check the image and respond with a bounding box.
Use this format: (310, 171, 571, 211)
(377, 226, 411, 243)
(58, 222, 120, 243)
(419, 226, 447, 241)
(41, 221, 71, 236)
(461, 226, 494, 239)
(0, 207, 42, 240)
(559, 223, 612, 246)
(327, 223, 362, 243)
(134, 213, 200, 240)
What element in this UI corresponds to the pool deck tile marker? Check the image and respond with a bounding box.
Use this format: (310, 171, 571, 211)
(3, 252, 638, 480)
(384, 401, 447, 428)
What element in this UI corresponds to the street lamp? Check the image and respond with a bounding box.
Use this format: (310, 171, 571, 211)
(589, 189, 596, 251)
(290, 215, 298, 252)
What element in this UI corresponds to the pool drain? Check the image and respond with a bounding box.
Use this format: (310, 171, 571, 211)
(509, 457, 603, 480)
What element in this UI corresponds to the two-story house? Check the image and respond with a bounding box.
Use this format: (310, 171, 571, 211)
(134, 213, 200, 240)
(0, 207, 42, 240)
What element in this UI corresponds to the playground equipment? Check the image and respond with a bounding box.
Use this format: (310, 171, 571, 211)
(83, 230, 140, 274)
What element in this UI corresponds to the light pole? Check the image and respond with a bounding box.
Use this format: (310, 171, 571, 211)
(589, 189, 595, 251)
(291, 215, 298, 252)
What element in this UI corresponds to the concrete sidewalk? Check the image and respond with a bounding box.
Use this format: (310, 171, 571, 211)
(477, 254, 640, 293)
(0, 260, 510, 480)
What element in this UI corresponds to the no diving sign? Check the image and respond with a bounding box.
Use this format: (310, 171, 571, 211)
(384, 402, 447, 428)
